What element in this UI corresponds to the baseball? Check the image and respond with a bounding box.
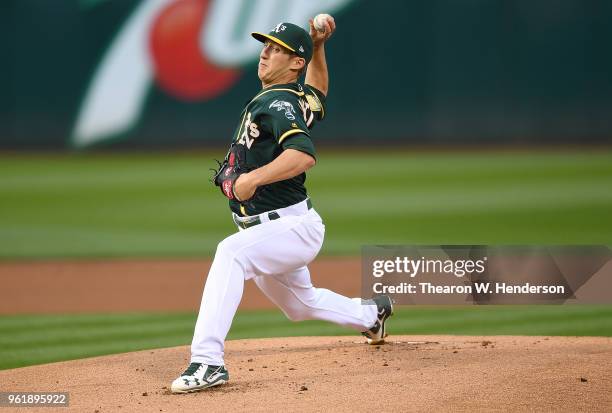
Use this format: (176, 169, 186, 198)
(314, 13, 333, 32)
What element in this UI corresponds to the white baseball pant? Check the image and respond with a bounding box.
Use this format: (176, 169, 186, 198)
(190, 199, 378, 366)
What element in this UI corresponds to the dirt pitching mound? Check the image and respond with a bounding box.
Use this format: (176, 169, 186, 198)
(1, 335, 610, 412)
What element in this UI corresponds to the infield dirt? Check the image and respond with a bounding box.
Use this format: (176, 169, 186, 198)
(1, 335, 611, 412)
(0, 258, 361, 314)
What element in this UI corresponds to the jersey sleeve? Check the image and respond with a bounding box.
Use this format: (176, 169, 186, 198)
(261, 95, 316, 159)
(303, 84, 327, 123)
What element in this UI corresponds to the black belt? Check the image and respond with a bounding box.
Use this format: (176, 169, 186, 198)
(233, 199, 312, 230)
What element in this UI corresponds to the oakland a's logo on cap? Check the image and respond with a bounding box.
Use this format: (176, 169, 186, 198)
(273, 23, 286, 33)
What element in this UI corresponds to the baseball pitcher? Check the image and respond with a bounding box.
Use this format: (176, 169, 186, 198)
(171, 16, 393, 393)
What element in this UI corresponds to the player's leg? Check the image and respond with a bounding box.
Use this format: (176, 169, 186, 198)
(188, 236, 245, 366)
(171, 232, 245, 393)
(173, 208, 386, 393)
(189, 212, 323, 366)
(253, 266, 378, 331)
(174, 218, 303, 393)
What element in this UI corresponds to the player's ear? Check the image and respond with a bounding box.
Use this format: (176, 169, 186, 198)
(291, 56, 306, 72)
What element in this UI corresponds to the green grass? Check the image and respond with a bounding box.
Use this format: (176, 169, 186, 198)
(1, 305, 611, 370)
(1, 150, 611, 258)
(1, 151, 610, 371)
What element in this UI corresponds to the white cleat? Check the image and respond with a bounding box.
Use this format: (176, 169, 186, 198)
(171, 363, 229, 394)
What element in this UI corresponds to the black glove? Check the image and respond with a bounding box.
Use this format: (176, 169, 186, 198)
(212, 144, 251, 201)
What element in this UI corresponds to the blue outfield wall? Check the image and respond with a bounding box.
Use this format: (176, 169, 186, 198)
(2, 0, 612, 149)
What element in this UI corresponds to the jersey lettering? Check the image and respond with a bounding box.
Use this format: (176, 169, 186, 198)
(249, 122, 260, 138)
(298, 99, 314, 127)
(237, 112, 259, 149)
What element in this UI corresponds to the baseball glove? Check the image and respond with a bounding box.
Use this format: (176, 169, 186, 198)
(211, 143, 252, 201)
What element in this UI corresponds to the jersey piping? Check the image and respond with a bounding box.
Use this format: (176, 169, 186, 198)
(278, 128, 308, 144)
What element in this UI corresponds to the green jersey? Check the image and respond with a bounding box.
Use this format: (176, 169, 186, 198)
(227, 82, 327, 216)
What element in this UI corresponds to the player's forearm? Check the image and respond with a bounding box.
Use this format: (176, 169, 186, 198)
(249, 149, 315, 187)
(305, 45, 328, 96)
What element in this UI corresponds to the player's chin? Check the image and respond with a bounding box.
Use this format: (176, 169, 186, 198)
(257, 66, 267, 80)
